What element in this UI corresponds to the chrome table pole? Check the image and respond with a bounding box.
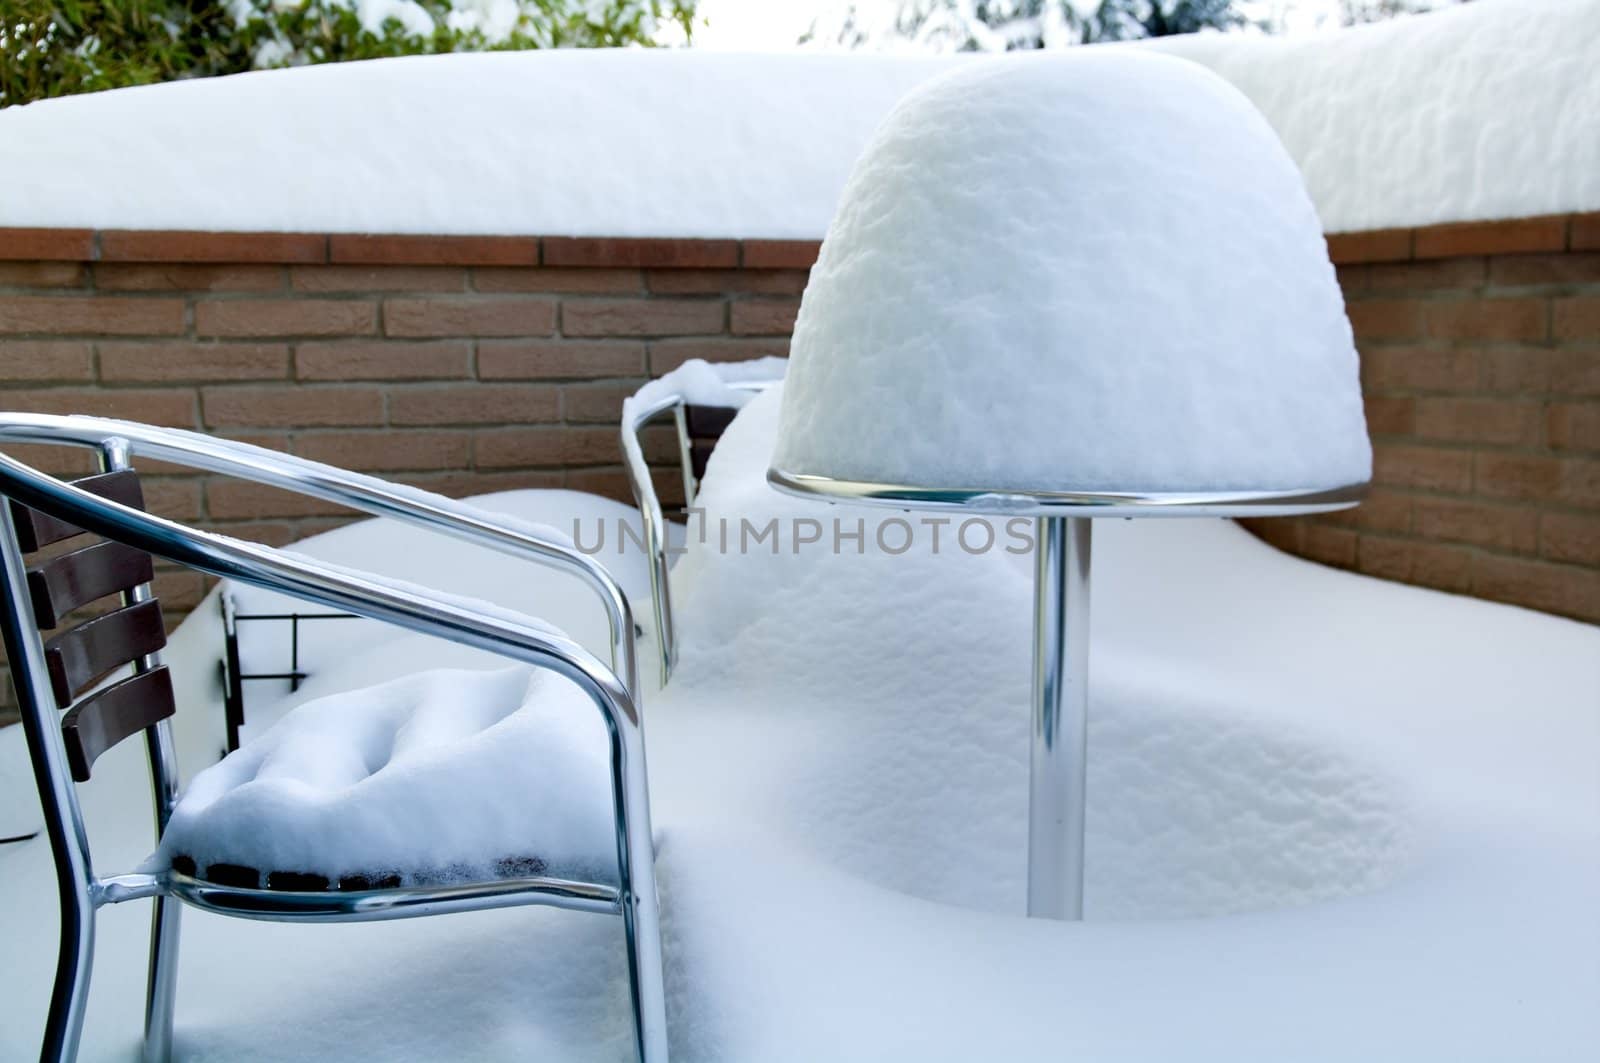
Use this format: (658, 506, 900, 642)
(1028, 515, 1091, 920)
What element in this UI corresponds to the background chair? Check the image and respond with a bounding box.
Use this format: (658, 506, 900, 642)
(0, 416, 665, 1063)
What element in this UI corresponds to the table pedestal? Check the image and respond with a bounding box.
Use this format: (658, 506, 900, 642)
(1028, 516, 1091, 920)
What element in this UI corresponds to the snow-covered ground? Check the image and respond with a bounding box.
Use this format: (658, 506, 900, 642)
(2, 387, 1595, 1061)
(0, 0, 1594, 236)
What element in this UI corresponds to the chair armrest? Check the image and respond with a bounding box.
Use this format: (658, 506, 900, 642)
(0, 414, 635, 695)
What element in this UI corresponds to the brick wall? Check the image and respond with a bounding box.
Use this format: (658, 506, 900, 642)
(1241, 214, 1600, 623)
(1, 217, 1597, 717)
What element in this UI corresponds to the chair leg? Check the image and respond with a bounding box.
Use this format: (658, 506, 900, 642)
(141, 896, 181, 1063)
(622, 888, 669, 1063)
(39, 883, 94, 1062)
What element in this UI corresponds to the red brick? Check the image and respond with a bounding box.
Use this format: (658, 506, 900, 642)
(1359, 346, 1478, 392)
(0, 295, 184, 336)
(1413, 216, 1567, 259)
(296, 340, 469, 381)
(648, 337, 788, 374)
(1473, 554, 1600, 623)
(1356, 536, 1473, 593)
(1552, 350, 1600, 397)
(329, 234, 537, 267)
(1424, 298, 1547, 342)
(476, 426, 623, 468)
(645, 269, 809, 296)
(543, 237, 738, 269)
(0, 228, 94, 261)
(473, 268, 641, 294)
(0, 443, 99, 477)
(1474, 453, 1563, 503)
(1488, 253, 1600, 287)
(1552, 295, 1600, 342)
(196, 299, 375, 338)
(10, 387, 195, 426)
(294, 430, 471, 471)
(383, 297, 555, 338)
(290, 265, 466, 292)
(0, 341, 92, 382)
(561, 383, 636, 423)
(478, 339, 644, 380)
(1547, 403, 1600, 452)
(1353, 488, 1412, 534)
(1414, 397, 1539, 446)
(0, 262, 87, 288)
(1334, 264, 1369, 293)
(564, 466, 642, 506)
(1562, 458, 1600, 509)
(742, 240, 822, 270)
(1571, 213, 1600, 252)
(1241, 517, 1304, 555)
(1365, 257, 1485, 292)
(1345, 299, 1422, 341)
(1413, 496, 1538, 553)
(1325, 229, 1412, 264)
(1362, 395, 1413, 436)
(1372, 444, 1473, 493)
(388, 384, 559, 426)
(100, 231, 325, 263)
(1541, 512, 1600, 567)
(100, 342, 288, 382)
(730, 298, 802, 336)
(139, 478, 204, 521)
(206, 480, 351, 520)
(1481, 347, 1552, 394)
(1301, 524, 1357, 568)
(151, 570, 209, 612)
(94, 264, 284, 292)
(562, 299, 724, 338)
(202, 386, 383, 428)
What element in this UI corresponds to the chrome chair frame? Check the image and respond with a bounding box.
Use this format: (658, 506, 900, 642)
(0, 418, 665, 1063)
(621, 377, 780, 686)
(0, 414, 637, 698)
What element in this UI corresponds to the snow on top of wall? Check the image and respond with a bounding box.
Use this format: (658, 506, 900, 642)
(0, 0, 1593, 237)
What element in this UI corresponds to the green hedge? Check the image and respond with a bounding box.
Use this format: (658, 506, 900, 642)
(1, 1, 697, 108)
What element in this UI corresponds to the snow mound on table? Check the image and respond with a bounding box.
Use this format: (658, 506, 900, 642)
(774, 52, 1369, 494)
(672, 387, 1411, 918)
(0, 0, 1594, 236)
(154, 664, 617, 886)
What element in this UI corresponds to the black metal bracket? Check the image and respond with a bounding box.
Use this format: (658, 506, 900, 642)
(218, 592, 360, 752)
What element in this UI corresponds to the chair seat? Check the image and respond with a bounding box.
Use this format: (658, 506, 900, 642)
(152, 665, 618, 890)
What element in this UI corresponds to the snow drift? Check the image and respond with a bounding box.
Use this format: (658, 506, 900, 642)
(0, 0, 1594, 236)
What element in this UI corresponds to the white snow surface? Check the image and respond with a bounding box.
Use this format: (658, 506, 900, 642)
(775, 53, 1370, 493)
(1, 0, 1595, 236)
(2, 392, 1596, 1060)
(152, 664, 617, 885)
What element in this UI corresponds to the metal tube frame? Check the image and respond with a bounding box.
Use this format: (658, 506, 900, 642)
(767, 467, 1366, 921)
(1029, 517, 1091, 919)
(0, 435, 666, 1063)
(621, 379, 780, 687)
(0, 414, 636, 699)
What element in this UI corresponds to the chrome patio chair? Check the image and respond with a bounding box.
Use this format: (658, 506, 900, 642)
(0, 414, 665, 1063)
(621, 363, 784, 685)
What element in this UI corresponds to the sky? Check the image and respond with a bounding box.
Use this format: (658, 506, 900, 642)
(688, 0, 1372, 51)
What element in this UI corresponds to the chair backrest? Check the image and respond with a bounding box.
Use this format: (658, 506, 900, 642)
(681, 404, 740, 493)
(6, 469, 173, 782)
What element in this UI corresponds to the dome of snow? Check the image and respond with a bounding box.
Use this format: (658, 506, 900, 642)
(773, 53, 1372, 496)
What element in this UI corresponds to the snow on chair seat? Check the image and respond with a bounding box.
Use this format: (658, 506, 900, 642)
(156, 665, 616, 893)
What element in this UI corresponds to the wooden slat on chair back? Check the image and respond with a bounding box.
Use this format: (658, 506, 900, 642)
(7, 468, 174, 782)
(683, 405, 739, 483)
